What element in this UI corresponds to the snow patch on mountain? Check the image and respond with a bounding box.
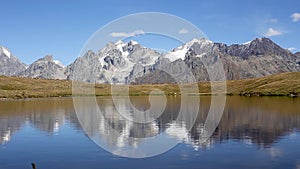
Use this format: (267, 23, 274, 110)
(1, 46, 11, 58)
(164, 47, 189, 62)
(243, 40, 252, 45)
(53, 60, 65, 68)
(164, 38, 212, 62)
(196, 53, 206, 58)
(116, 41, 130, 56)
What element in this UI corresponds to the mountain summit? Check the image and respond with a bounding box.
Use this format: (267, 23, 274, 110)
(216, 37, 293, 59)
(0, 46, 27, 76)
(18, 55, 66, 79)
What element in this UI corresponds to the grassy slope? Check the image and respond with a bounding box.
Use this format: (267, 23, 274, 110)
(226, 72, 300, 96)
(0, 72, 299, 99)
(0, 77, 72, 98)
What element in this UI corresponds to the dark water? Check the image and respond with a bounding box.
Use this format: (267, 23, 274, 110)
(0, 96, 300, 169)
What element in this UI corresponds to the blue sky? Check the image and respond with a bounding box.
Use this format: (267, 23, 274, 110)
(1, 0, 300, 65)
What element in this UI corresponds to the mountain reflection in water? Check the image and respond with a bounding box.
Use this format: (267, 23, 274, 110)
(0, 96, 299, 150)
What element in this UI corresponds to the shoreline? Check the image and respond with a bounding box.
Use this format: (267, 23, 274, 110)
(0, 92, 298, 101)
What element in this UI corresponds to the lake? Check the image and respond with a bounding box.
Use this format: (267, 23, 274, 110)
(0, 96, 300, 169)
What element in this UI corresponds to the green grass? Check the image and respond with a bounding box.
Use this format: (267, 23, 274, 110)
(0, 72, 299, 99)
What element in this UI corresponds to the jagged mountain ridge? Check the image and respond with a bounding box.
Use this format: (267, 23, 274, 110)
(187, 37, 300, 81)
(2, 37, 300, 83)
(135, 37, 300, 83)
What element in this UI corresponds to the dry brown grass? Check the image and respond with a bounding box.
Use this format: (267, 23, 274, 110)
(0, 76, 72, 99)
(226, 72, 300, 96)
(0, 72, 299, 99)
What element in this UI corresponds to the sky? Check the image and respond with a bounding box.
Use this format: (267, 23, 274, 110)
(1, 0, 300, 65)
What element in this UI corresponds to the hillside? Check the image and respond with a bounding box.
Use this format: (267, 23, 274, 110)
(0, 72, 299, 99)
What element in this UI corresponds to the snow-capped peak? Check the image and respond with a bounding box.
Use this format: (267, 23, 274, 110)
(115, 41, 129, 56)
(186, 38, 212, 47)
(128, 40, 138, 45)
(0, 46, 11, 58)
(114, 40, 140, 57)
(164, 38, 213, 62)
(115, 40, 125, 50)
(243, 40, 252, 45)
(115, 40, 124, 45)
(114, 40, 139, 46)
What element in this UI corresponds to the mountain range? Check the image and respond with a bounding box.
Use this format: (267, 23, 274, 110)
(1, 37, 299, 84)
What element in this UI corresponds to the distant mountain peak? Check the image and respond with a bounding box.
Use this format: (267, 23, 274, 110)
(114, 40, 139, 46)
(41, 54, 53, 61)
(18, 54, 66, 79)
(0, 46, 12, 58)
(34, 54, 64, 67)
(182, 38, 213, 49)
(215, 37, 292, 59)
(0, 46, 26, 76)
(164, 38, 213, 62)
(242, 40, 252, 45)
(128, 40, 138, 45)
(249, 37, 274, 46)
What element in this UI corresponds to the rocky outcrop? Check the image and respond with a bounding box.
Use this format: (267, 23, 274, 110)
(0, 46, 27, 76)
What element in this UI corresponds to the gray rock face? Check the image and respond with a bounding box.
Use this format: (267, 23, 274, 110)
(195, 38, 299, 81)
(217, 38, 290, 59)
(66, 40, 161, 84)
(67, 38, 300, 84)
(135, 38, 300, 83)
(19, 55, 66, 79)
(65, 50, 104, 83)
(0, 46, 27, 76)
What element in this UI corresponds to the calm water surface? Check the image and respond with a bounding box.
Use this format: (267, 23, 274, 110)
(0, 96, 300, 169)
